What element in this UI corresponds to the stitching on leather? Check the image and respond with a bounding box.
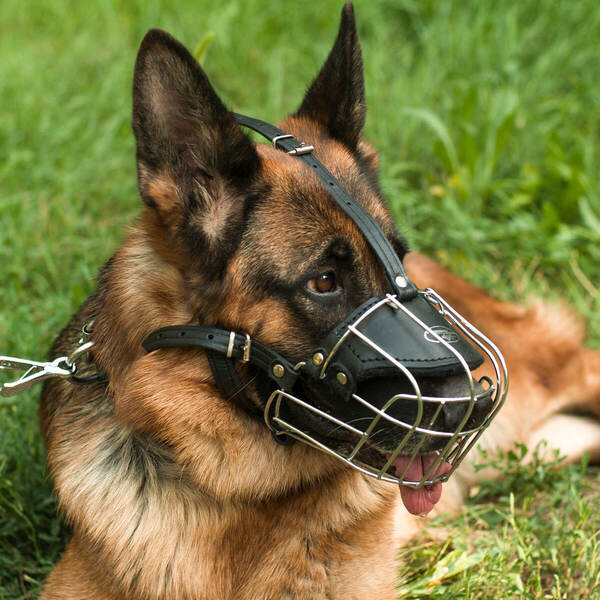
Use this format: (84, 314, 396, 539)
(332, 296, 384, 337)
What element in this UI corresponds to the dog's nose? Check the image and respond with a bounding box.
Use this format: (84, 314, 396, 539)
(421, 375, 493, 430)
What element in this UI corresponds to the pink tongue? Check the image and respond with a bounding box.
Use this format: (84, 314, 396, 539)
(392, 454, 452, 516)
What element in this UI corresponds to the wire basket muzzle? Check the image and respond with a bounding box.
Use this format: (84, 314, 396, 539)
(264, 290, 508, 487)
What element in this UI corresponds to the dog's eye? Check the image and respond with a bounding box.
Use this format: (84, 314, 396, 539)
(307, 272, 338, 294)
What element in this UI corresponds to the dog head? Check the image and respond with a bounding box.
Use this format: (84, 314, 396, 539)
(97, 4, 505, 511)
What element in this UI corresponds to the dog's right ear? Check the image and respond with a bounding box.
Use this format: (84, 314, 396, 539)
(295, 3, 365, 151)
(132, 29, 259, 228)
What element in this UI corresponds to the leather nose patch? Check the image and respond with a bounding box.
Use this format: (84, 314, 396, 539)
(323, 295, 485, 383)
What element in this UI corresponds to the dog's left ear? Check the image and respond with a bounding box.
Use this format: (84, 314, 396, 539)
(295, 3, 365, 151)
(132, 29, 260, 231)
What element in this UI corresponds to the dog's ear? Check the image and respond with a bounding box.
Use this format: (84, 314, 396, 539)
(132, 29, 259, 228)
(295, 3, 365, 150)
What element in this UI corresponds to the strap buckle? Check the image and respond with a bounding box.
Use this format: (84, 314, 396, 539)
(226, 332, 251, 363)
(242, 334, 251, 363)
(272, 134, 293, 148)
(272, 134, 314, 155)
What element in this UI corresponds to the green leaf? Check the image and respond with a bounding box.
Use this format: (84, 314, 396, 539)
(579, 196, 600, 235)
(194, 32, 215, 65)
(400, 107, 459, 173)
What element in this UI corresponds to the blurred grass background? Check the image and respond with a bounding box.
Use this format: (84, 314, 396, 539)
(0, 0, 598, 598)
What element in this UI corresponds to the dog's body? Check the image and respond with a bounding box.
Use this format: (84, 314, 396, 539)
(39, 5, 600, 599)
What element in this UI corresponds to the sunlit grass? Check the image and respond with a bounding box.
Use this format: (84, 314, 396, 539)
(397, 446, 600, 598)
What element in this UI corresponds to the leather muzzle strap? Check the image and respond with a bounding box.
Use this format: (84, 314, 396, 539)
(142, 325, 299, 419)
(232, 113, 417, 300)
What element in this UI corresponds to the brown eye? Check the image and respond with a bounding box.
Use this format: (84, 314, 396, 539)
(308, 272, 338, 294)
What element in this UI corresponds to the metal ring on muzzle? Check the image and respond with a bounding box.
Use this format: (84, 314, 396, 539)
(264, 289, 508, 488)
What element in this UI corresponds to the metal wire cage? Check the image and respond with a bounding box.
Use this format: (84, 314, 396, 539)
(264, 289, 508, 488)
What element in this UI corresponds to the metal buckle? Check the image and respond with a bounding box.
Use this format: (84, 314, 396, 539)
(242, 334, 251, 363)
(272, 134, 314, 155)
(288, 142, 314, 156)
(272, 134, 293, 148)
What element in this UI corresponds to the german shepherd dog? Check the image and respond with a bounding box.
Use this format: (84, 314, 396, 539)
(39, 4, 600, 599)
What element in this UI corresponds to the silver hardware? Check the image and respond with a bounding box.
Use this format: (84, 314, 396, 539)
(263, 289, 508, 488)
(67, 340, 94, 367)
(81, 319, 94, 337)
(272, 364, 285, 378)
(272, 133, 314, 155)
(288, 143, 314, 156)
(395, 275, 408, 288)
(242, 334, 252, 363)
(336, 372, 348, 385)
(226, 332, 236, 359)
(1, 355, 74, 397)
(1, 322, 98, 397)
(272, 134, 293, 148)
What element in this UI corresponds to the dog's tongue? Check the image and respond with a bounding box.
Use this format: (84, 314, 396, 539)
(392, 454, 452, 515)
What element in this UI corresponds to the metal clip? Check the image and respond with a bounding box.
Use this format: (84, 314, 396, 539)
(1, 355, 74, 397)
(288, 143, 314, 156)
(1, 322, 98, 397)
(242, 334, 252, 363)
(67, 341, 94, 367)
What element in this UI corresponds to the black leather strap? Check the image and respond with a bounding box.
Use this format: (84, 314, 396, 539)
(232, 113, 417, 300)
(204, 350, 262, 418)
(142, 326, 299, 392)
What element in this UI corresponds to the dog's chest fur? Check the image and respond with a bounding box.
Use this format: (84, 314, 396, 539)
(43, 379, 398, 599)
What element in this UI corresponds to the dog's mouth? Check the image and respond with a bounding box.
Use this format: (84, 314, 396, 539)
(289, 418, 453, 515)
(264, 372, 492, 515)
(355, 445, 452, 515)
(283, 372, 494, 447)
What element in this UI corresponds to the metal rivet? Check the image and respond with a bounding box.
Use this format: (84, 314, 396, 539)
(395, 275, 408, 288)
(312, 352, 324, 366)
(336, 372, 348, 386)
(272, 364, 285, 378)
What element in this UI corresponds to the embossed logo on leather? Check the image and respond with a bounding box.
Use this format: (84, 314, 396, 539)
(424, 326, 460, 344)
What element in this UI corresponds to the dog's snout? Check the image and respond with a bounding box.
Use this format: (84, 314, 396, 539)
(421, 375, 493, 430)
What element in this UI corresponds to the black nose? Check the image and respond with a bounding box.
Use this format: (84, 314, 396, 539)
(420, 375, 494, 430)
(355, 373, 494, 432)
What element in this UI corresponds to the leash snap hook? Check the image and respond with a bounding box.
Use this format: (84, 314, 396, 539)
(0, 355, 74, 397)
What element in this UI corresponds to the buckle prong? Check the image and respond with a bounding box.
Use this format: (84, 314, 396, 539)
(242, 334, 251, 363)
(288, 143, 314, 155)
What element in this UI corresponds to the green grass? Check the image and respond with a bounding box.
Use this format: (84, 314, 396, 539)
(0, 0, 598, 598)
(397, 446, 600, 599)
